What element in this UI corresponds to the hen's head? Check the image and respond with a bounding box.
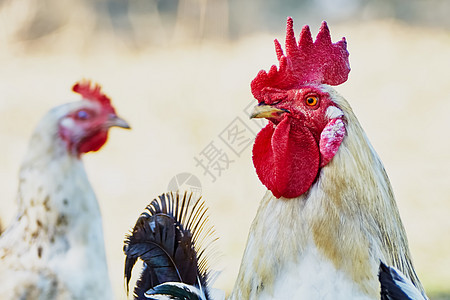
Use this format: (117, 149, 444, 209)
(251, 18, 350, 199)
(58, 80, 130, 157)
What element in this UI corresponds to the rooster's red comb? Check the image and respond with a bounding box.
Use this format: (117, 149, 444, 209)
(72, 80, 114, 110)
(251, 18, 350, 102)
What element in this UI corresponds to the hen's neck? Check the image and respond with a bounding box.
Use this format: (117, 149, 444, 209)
(11, 116, 103, 255)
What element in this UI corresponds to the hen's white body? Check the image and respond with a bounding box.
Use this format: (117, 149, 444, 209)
(0, 103, 113, 299)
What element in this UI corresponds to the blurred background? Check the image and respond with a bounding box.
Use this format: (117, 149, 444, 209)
(0, 0, 449, 298)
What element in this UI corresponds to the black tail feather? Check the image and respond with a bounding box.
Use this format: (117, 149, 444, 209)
(145, 282, 204, 300)
(379, 261, 427, 300)
(124, 192, 215, 300)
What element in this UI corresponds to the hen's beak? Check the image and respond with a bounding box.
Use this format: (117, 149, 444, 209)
(250, 104, 287, 119)
(108, 115, 131, 129)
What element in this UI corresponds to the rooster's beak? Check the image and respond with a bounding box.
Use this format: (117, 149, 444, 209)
(250, 104, 286, 119)
(108, 115, 131, 129)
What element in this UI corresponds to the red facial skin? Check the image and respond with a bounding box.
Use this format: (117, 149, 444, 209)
(58, 105, 117, 157)
(57, 81, 127, 157)
(252, 85, 342, 199)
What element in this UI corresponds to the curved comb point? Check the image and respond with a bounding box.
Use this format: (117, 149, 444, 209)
(72, 80, 113, 107)
(251, 18, 350, 103)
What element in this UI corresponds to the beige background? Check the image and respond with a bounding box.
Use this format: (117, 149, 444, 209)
(0, 1, 449, 298)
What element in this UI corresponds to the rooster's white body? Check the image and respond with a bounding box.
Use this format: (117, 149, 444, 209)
(253, 239, 373, 300)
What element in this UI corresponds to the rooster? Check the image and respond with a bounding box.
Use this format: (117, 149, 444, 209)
(229, 18, 427, 299)
(123, 192, 222, 300)
(0, 81, 130, 299)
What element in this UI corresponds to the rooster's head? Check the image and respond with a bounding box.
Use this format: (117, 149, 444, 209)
(251, 18, 350, 199)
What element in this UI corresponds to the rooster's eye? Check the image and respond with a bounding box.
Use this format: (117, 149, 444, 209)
(305, 96, 318, 107)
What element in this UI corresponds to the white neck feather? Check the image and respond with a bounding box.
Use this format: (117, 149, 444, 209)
(16, 104, 102, 239)
(231, 89, 422, 299)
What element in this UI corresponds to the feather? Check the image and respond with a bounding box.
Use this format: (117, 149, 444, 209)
(145, 282, 206, 300)
(124, 192, 216, 300)
(379, 262, 428, 300)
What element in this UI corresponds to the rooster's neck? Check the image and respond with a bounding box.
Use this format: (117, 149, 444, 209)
(232, 93, 421, 299)
(231, 185, 382, 299)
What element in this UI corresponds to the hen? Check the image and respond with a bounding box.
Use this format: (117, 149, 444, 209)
(0, 81, 129, 299)
(230, 18, 427, 299)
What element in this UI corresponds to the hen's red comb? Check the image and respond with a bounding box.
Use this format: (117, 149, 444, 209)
(251, 18, 350, 102)
(72, 80, 114, 110)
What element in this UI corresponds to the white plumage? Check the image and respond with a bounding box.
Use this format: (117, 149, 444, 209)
(0, 82, 129, 299)
(230, 85, 425, 299)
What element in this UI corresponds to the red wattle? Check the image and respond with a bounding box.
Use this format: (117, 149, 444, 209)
(77, 130, 109, 155)
(253, 117, 320, 199)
